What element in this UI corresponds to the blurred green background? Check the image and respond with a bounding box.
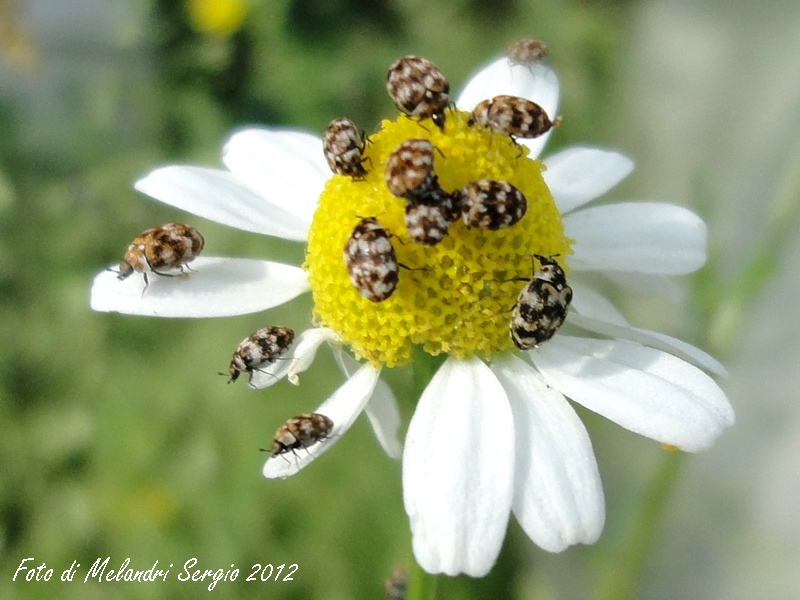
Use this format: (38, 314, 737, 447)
(2, 0, 799, 598)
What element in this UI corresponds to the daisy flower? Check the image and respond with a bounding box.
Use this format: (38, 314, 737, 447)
(91, 53, 734, 577)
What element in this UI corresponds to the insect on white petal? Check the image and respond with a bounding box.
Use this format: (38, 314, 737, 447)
(323, 117, 368, 178)
(386, 56, 450, 128)
(510, 255, 573, 349)
(226, 326, 295, 384)
(117, 223, 205, 286)
(506, 38, 549, 65)
(268, 412, 334, 459)
(470, 95, 557, 139)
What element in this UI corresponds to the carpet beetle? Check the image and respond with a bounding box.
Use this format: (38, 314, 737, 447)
(323, 117, 368, 178)
(268, 412, 334, 459)
(404, 190, 454, 246)
(460, 180, 528, 230)
(384, 566, 408, 600)
(385, 138, 438, 199)
(344, 217, 400, 302)
(510, 255, 572, 349)
(470, 95, 556, 139)
(117, 223, 204, 285)
(386, 56, 450, 128)
(227, 326, 295, 384)
(385, 139, 456, 244)
(506, 38, 549, 65)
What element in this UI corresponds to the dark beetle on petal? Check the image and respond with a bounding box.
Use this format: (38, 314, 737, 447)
(322, 117, 368, 178)
(269, 413, 334, 458)
(227, 326, 295, 384)
(506, 38, 549, 65)
(117, 223, 205, 286)
(470, 95, 556, 139)
(510, 256, 572, 349)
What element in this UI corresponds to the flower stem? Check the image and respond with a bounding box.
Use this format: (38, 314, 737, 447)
(406, 554, 439, 600)
(596, 449, 685, 600)
(699, 136, 800, 354)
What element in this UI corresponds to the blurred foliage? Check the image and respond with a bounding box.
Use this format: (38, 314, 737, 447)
(0, 0, 658, 598)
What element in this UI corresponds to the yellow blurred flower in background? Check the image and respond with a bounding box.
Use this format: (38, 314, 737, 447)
(186, 0, 248, 37)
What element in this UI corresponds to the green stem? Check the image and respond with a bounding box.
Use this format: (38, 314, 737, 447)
(405, 554, 439, 600)
(703, 137, 800, 353)
(596, 450, 685, 600)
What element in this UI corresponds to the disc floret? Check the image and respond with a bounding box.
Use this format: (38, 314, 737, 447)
(306, 109, 571, 367)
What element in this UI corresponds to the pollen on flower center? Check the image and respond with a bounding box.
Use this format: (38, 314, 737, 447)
(305, 110, 572, 367)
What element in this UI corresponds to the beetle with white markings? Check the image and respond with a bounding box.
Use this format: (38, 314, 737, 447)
(470, 94, 557, 139)
(323, 117, 368, 178)
(117, 223, 204, 287)
(344, 217, 401, 302)
(386, 56, 450, 128)
(385, 138, 439, 199)
(460, 180, 528, 230)
(385, 138, 456, 245)
(510, 255, 573, 349)
(506, 38, 549, 65)
(268, 412, 334, 459)
(403, 189, 456, 246)
(226, 326, 295, 385)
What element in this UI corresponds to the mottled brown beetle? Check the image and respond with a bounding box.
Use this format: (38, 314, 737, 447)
(506, 38, 549, 65)
(460, 180, 528, 230)
(385, 138, 438, 199)
(268, 413, 334, 459)
(117, 223, 204, 286)
(344, 217, 401, 302)
(470, 95, 556, 139)
(384, 139, 457, 245)
(226, 326, 295, 384)
(323, 117, 368, 178)
(386, 56, 450, 128)
(510, 255, 572, 349)
(404, 190, 455, 246)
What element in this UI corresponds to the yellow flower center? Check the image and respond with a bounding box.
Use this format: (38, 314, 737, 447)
(305, 110, 572, 367)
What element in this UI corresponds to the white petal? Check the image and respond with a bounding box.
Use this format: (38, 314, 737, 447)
(135, 166, 310, 241)
(603, 271, 684, 302)
(565, 202, 707, 275)
(91, 257, 309, 318)
(284, 327, 342, 386)
(491, 355, 604, 552)
(532, 336, 735, 452)
(456, 57, 559, 159)
(403, 357, 514, 577)
(334, 352, 402, 459)
(543, 147, 635, 214)
(245, 359, 292, 390)
(247, 329, 332, 390)
(262, 363, 380, 479)
(569, 280, 629, 326)
(567, 311, 728, 376)
(222, 128, 330, 225)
